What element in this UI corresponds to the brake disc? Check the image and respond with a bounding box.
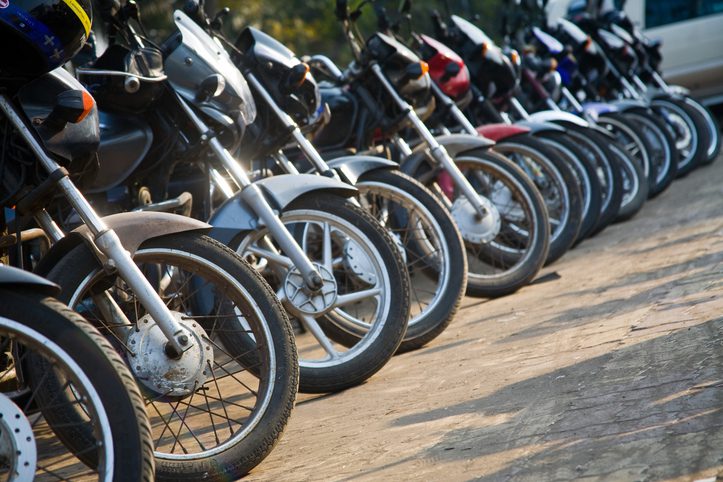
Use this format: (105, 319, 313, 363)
(0, 393, 36, 480)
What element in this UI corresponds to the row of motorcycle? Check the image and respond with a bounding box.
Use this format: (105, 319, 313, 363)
(0, 0, 719, 479)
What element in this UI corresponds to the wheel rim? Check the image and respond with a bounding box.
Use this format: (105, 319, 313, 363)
(356, 181, 451, 329)
(566, 130, 614, 212)
(629, 114, 672, 186)
(68, 249, 277, 461)
(237, 209, 393, 369)
(493, 143, 571, 244)
(653, 101, 696, 168)
(0, 316, 114, 481)
(448, 157, 539, 282)
(540, 139, 593, 223)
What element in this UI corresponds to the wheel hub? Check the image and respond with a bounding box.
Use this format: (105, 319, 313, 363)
(451, 196, 501, 244)
(0, 394, 36, 479)
(127, 312, 213, 400)
(284, 263, 337, 316)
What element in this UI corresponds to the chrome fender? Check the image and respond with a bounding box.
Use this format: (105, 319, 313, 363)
(326, 155, 398, 184)
(34, 211, 211, 277)
(515, 120, 567, 134)
(528, 110, 589, 128)
(607, 99, 649, 113)
(209, 173, 358, 245)
(399, 134, 495, 177)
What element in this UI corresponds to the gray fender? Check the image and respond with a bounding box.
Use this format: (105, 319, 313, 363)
(606, 99, 649, 113)
(209, 173, 358, 245)
(34, 211, 211, 277)
(326, 155, 397, 184)
(0, 265, 60, 296)
(515, 120, 567, 134)
(399, 134, 494, 177)
(528, 110, 589, 128)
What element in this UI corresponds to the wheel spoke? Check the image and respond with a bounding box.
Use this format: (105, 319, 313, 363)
(298, 314, 340, 359)
(322, 222, 333, 270)
(246, 245, 294, 269)
(334, 287, 382, 307)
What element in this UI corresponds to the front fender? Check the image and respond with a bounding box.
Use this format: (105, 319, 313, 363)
(528, 110, 589, 128)
(326, 155, 398, 184)
(0, 265, 59, 296)
(34, 212, 211, 277)
(413, 134, 495, 158)
(607, 99, 648, 113)
(515, 120, 567, 134)
(209, 174, 358, 245)
(399, 134, 495, 177)
(477, 123, 531, 141)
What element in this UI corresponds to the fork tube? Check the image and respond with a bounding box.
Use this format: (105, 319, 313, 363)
(632, 75, 648, 93)
(509, 97, 531, 119)
(174, 92, 324, 290)
(562, 87, 585, 114)
(370, 63, 488, 218)
(245, 73, 337, 178)
(651, 71, 671, 92)
(0, 95, 186, 354)
(431, 82, 478, 136)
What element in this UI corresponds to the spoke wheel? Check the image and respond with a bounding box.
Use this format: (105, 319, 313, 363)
(47, 234, 297, 481)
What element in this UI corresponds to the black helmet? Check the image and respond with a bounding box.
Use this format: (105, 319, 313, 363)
(0, 0, 92, 77)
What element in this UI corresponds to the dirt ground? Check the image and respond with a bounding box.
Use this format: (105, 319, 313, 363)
(251, 153, 723, 482)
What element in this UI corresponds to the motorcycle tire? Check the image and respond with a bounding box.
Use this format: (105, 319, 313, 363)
(533, 130, 603, 243)
(46, 233, 299, 482)
(0, 288, 155, 481)
(493, 134, 583, 264)
(650, 97, 705, 176)
(232, 193, 411, 393)
(355, 169, 467, 353)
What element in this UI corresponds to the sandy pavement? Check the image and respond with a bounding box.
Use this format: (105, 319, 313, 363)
(251, 154, 723, 482)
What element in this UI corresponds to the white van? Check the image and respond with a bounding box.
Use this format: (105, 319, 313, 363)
(546, 0, 723, 103)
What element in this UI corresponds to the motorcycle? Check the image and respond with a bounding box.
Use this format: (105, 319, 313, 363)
(376, 2, 584, 262)
(311, 0, 551, 298)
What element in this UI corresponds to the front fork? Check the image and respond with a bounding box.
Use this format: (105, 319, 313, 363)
(0, 95, 188, 356)
(174, 92, 324, 291)
(370, 63, 488, 219)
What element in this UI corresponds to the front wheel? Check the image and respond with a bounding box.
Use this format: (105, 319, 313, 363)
(493, 135, 583, 265)
(0, 288, 155, 481)
(410, 149, 550, 297)
(356, 169, 467, 353)
(47, 233, 299, 482)
(651, 97, 704, 176)
(233, 193, 411, 393)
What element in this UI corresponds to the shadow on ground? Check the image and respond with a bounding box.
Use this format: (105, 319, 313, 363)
(350, 319, 723, 481)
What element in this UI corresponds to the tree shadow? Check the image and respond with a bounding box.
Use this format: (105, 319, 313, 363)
(370, 319, 723, 481)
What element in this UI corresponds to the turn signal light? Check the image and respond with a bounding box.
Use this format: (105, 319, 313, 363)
(583, 36, 593, 52)
(549, 57, 558, 71)
(509, 49, 520, 66)
(481, 42, 489, 58)
(76, 91, 95, 123)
